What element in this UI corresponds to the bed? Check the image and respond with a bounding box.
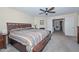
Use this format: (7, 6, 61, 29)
(7, 23, 51, 52)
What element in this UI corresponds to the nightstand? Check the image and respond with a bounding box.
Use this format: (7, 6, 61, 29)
(40, 28, 45, 29)
(0, 34, 6, 49)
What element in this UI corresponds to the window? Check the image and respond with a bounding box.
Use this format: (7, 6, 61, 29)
(40, 20, 44, 25)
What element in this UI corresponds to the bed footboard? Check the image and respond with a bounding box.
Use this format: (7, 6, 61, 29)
(32, 31, 51, 52)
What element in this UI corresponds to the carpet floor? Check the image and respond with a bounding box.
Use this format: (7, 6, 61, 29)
(0, 32, 79, 52)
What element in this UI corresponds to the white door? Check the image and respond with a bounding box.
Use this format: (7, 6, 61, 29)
(65, 16, 76, 36)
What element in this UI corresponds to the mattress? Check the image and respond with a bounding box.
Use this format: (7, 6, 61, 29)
(9, 29, 49, 51)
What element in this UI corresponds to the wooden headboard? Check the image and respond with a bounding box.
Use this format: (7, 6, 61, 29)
(7, 23, 32, 32)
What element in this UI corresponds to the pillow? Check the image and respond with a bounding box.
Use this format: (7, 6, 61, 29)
(24, 27, 33, 30)
(10, 27, 33, 32)
(10, 28, 23, 32)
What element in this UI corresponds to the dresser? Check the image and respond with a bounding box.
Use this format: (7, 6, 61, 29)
(77, 26, 79, 44)
(0, 34, 6, 49)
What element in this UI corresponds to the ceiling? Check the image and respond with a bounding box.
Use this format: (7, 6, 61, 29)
(13, 7, 79, 17)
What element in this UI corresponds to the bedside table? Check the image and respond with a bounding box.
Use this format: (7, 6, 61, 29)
(40, 28, 45, 29)
(0, 34, 6, 49)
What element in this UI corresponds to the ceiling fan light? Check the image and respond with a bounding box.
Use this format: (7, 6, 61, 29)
(46, 13, 48, 15)
(46, 12, 48, 13)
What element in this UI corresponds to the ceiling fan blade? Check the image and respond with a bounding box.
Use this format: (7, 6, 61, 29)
(46, 8, 48, 11)
(48, 7, 55, 11)
(48, 11, 55, 13)
(40, 9, 45, 12)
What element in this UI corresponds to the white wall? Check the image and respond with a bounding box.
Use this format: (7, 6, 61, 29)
(46, 17, 53, 32)
(0, 7, 34, 34)
(47, 13, 78, 36)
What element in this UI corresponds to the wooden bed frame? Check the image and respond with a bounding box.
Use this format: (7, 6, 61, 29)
(7, 23, 51, 52)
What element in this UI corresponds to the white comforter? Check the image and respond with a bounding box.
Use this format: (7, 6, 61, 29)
(9, 29, 49, 51)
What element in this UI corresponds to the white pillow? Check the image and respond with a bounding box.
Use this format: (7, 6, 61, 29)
(24, 27, 33, 30)
(10, 28, 23, 32)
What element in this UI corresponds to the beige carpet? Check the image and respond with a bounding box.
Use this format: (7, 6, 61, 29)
(0, 32, 79, 52)
(43, 32, 79, 52)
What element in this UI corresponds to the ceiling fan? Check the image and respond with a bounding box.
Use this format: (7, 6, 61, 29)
(39, 7, 55, 15)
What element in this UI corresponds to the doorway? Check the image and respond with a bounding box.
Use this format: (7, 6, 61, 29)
(60, 21, 63, 31)
(53, 18, 64, 32)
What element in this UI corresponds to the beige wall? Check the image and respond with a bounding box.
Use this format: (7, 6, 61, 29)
(0, 8, 34, 34)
